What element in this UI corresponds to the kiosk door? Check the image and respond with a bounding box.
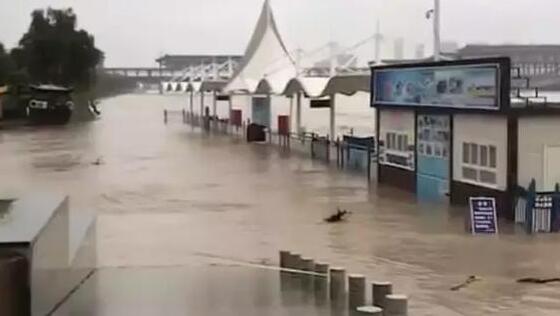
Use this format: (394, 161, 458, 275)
(416, 115, 450, 201)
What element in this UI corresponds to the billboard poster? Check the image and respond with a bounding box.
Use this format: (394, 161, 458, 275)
(373, 64, 500, 110)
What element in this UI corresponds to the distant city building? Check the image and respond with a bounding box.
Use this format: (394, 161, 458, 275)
(313, 54, 357, 69)
(440, 41, 459, 54)
(457, 45, 560, 77)
(308, 54, 358, 76)
(415, 44, 425, 59)
(155, 55, 243, 70)
(394, 38, 404, 60)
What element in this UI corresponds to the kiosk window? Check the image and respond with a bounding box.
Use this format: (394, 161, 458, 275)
(386, 132, 408, 152)
(461, 142, 498, 186)
(463, 143, 470, 163)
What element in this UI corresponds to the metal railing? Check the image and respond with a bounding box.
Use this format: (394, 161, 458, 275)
(179, 110, 377, 181)
(515, 180, 560, 233)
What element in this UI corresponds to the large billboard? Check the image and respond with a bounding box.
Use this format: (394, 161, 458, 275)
(372, 61, 505, 110)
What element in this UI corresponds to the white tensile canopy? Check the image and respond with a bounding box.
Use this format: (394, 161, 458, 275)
(224, 0, 296, 94)
(282, 77, 330, 98)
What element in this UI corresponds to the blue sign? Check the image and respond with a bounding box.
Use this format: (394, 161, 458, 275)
(372, 63, 500, 110)
(469, 197, 498, 234)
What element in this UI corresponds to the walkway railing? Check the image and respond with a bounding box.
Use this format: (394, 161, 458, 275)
(178, 110, 377, 181)
(515, 180, 560, 233)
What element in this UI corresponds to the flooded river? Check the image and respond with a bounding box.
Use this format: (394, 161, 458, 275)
(2, 94, 560, 315)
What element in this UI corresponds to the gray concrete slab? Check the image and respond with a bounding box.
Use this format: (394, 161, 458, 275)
(54, 265, 345, 316)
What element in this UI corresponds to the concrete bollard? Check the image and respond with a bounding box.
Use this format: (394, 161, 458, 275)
(329, 267, 346, 300)
(384, 294, 408, 316)
(314, 262, 329, 276)
(301, 257, 314, 272)
(300, 257, 315, 297)
(356, 306, 383, 315)
(289, 253, 302, 270)
(279, 250, 290, 269)
(372, 281, 392, 308)
(312, 261, 328, 306)
(348, 274, 366, 309)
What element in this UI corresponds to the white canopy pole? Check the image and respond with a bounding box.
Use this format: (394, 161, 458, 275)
(228, 96, 233, 130)
(289, 95, 294, 134)
(212, 90, 217, 117)
(296, 92, 302, 135)
(329, 94, 336, 141)
(200, 91, 204, 116)
(189, 90, 194, 114)
(267, 93, 272, 128)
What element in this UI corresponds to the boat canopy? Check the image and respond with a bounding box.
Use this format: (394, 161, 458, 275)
(29, 84, 73, 93)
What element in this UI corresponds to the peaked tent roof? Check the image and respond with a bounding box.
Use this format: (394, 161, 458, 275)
(319, 74, 370, 97)
(282, 77, 330, 98)
(224, 0, 297, 93)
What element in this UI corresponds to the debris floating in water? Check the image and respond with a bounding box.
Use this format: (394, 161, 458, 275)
(450, 275, 480, 291)
(91, 156, 104, 166)
(517, 277, 560, 284)
(324, 208, 351, 223)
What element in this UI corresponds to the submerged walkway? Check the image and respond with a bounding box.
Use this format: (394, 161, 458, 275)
(1, 94, 560, 315)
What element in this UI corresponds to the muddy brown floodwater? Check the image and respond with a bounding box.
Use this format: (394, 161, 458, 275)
(2, 94, 560, 315)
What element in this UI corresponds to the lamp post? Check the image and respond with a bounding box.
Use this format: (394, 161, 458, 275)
(433, 0, 441, 61)
(426, 0, 441, 61)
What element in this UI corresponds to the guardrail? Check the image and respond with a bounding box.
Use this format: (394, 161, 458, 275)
(515, 180, 560, 234)
(179, 110, 377, 181)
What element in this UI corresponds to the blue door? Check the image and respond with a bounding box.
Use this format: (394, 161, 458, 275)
(252, 97, 271, 127)
(416, 115, 450, 202)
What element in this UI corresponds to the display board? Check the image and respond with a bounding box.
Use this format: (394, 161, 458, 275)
(469, 197, 498, 234)
(372, 58, 510, 111)
(417, 115, 450, 159)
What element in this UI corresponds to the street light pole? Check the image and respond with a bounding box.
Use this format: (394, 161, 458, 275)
(433, 0, 441, 61)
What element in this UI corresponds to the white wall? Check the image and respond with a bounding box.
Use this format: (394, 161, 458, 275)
(297, 92, 375, 138)
(270, 95, 290, 131)
(229, 94, 252, 122)
(518, 116, 560, 191)
(227, 92, 375, 136)
(453, 114, 508, 191)
(379, 108, 415, 141)
(378, 108, 415, 170)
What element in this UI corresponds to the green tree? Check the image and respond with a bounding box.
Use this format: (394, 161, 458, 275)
(11, 8, 103, 89)
(0, 43, 16, 85)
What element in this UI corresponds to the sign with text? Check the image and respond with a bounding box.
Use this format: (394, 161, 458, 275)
(469, 197, 498, 234)
(310, 98, 331, 109)
(372, 59, 507, 111)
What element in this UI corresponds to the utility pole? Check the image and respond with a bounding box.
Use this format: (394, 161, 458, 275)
(295, 48, 304, 78)
(433, 0, 441, 61)
(373, 20, 383, 65)
(329, 42, 338, 77)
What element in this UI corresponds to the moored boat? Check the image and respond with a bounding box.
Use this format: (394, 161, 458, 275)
(27, 84, 74, 125)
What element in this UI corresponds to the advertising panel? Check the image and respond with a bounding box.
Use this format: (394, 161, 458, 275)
(373, 63, 501, 110)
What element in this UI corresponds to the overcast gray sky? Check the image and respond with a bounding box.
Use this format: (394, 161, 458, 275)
(2, 0, 559, 67)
